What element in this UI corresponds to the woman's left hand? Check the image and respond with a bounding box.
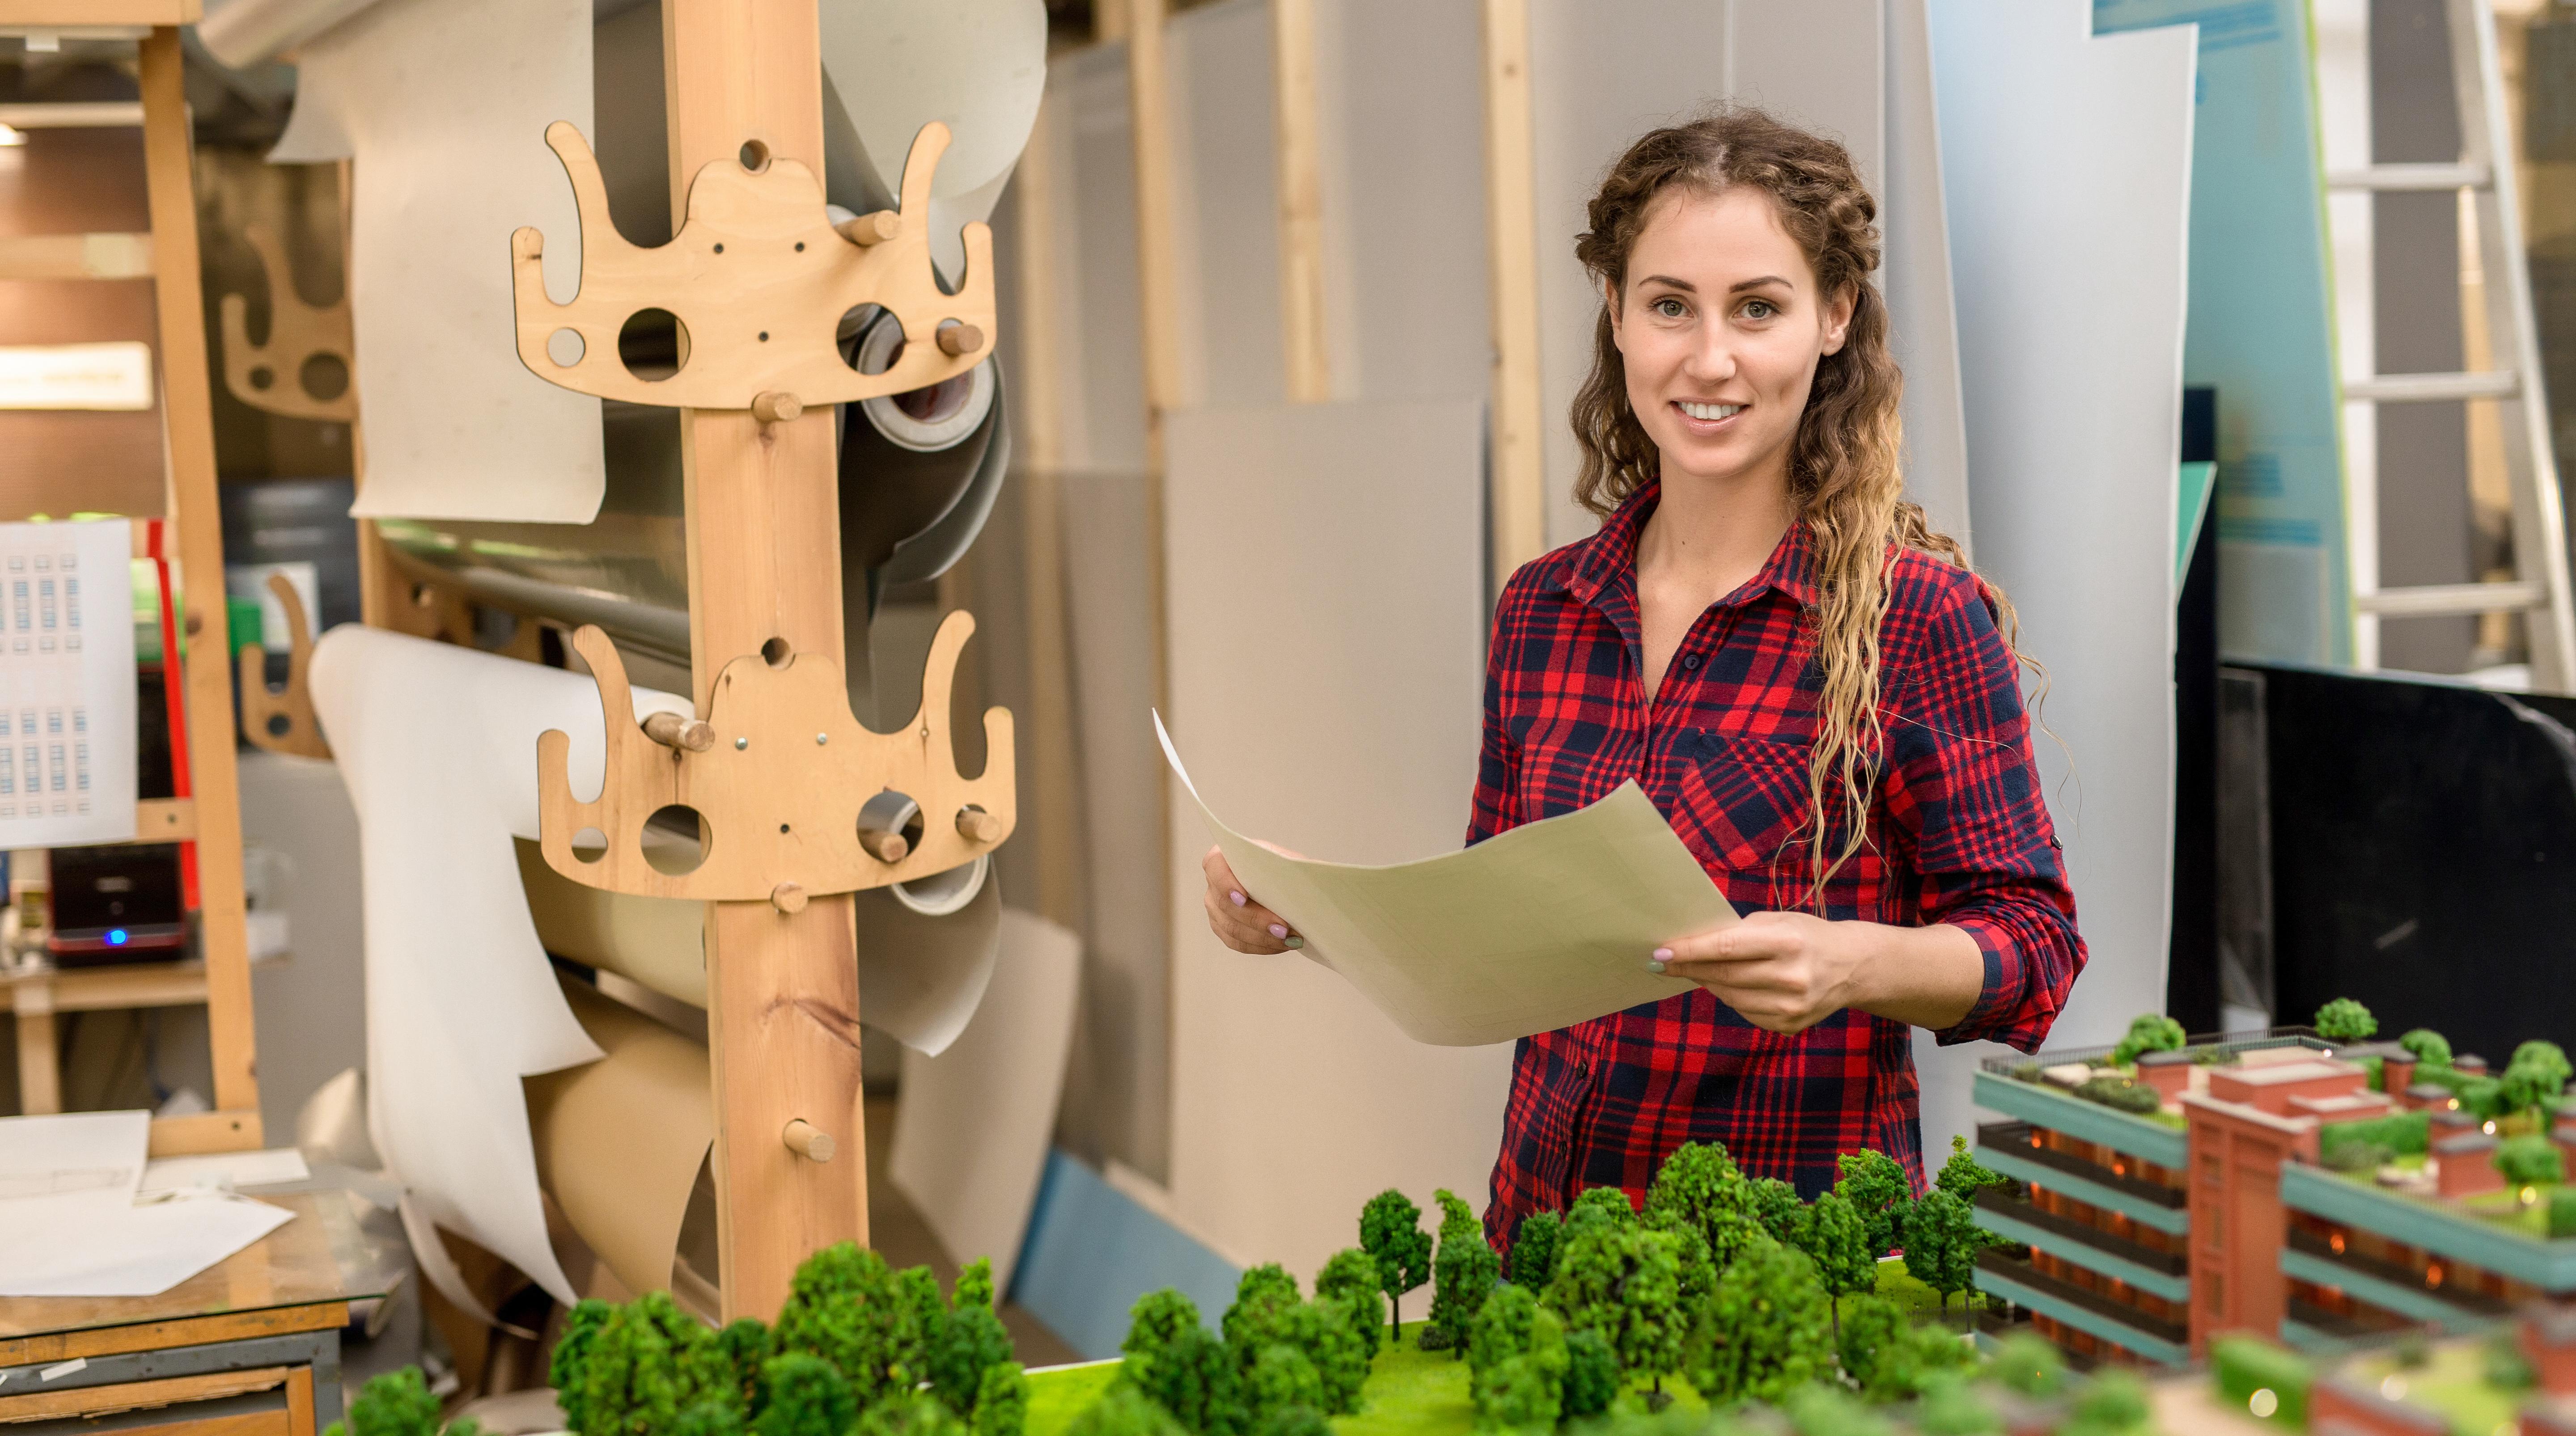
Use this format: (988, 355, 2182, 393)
(1655, 911, 1869, 1035)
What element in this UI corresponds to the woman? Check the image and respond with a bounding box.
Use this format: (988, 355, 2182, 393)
(1200, 110, 2083, 1237)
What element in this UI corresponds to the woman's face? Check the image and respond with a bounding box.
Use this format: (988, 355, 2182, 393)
(1611, 185, 1853, 493)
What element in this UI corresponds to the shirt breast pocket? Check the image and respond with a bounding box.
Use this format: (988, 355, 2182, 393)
(1672, 730, 1813, 895)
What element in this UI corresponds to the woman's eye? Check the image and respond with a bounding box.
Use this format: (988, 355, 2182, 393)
(1653, 297, 1688, 319)
(1740, 299, 1777, 320)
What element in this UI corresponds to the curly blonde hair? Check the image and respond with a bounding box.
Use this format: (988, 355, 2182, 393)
(1569, 108, 2021, 901)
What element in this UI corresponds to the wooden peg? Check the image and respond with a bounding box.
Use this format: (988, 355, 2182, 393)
(770, 881, 808, 914)
(936, 323, 985, 358)
(955, 807, 1003, 844)
(781, 1119, 836, 1163)
(641, 710, 716, 752)
(857, 830, 910, 864)
(835, 210, 901, 246)
(752, 391, 803, 424)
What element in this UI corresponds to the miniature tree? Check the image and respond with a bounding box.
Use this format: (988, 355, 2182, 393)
(551, 1299, 616, 1436)
(974, 1364, 1030, 1436)
(1834, 1150, 1909, 1259)
(930, 1260, 1016, 1418)
(1066, 1388, 1186, 1436)
(1222, 1265, 1302, 1351)
(1834, 1293, 1911, 1402)
(1685, 1234, 1831, 1407)
(1782, 1383, 1895, 1436)
(1932, 1135, 2003, 1204)
(1902, 1190, 1979, 1320)
(1987, 1332, 2067, 1397)
(1798, 1188, 1877, 1332)
(1128, 1324, 1244, 1436)
(325, 1368, 464, 1436)
(1470, 1353, 1562, 1433)
(2107, 1012, 2186, 1068)
(2551, 1186, 2576, 1239)
(1746, 1176, 1808, 1246)
(858, 1394, 970, 1436)
(1122, 1289, 1203, 1377)
(1508, 1210, 1562, 1290)
(1542, 1220, 1686, 1394)
(1312, 1248, 1386, 1356)
(773, 1242, 917, 1406)
(1250, 1407, 1328, 1436)
(1466, 1285, 1568, 1432)
(1642, 1140, 1762, 1268)
(716, 1319, 772, 1415)
(755, 1355, 859, 1436)
(2462, 1076, 2510, 1124)
(1911, 1373, 2002, 1436)
(1465, 1283, 1563, 1381)
(2496, 1133, 2566, 1187)
(672, 1404, 746, 1436)
(893, 1266, 949, 1387)
(1242, 1344, 1323, 1428)
(1237, 1298, 1367, 1416)
(1358, 1190, 1433, 1340)
(1555, 1330, 1618, 1421)
(2314, 997, 2377, 1044)
(2505, 1040, 2573, 1121)
(2056, 1371, 2151, 1436)
(2400, 1028, 2454, 1069)
(1421, 1188, 1501, 1352)
(572, 1290, 733, 1436)
(1564, 1184, 1638, 1234)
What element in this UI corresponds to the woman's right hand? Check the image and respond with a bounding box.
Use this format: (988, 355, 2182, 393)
(1201, 845, 1302, 954)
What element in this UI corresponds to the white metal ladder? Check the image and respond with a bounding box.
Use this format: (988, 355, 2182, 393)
(2329, 0, 2576, 690)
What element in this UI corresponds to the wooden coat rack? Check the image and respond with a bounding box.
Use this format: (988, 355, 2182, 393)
(507, 0, 1015, 1318)
(218, 222, 357, 424)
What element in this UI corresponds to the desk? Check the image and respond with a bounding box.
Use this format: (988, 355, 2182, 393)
(0, 1191, 389, 1433)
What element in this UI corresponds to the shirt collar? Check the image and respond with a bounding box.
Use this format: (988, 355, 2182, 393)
(1561, 480, 1822, 610)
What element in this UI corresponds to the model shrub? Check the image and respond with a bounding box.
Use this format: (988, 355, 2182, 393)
(715, 1319, 772, 1415)
(1465, 1285, 1568, 1431)
(1565, 1185, 1638, 1234)
(1684, 1234, 1831, 1406)
(570, 1290, 734, 1436)
(1911, 1373, 2002, 1435)
(1543, 1217, 1686, 1393)
(2506, 1041, 2574, 1118)
(2059, 1371, 2152, 1436)
(1127, 1323, 1242, 1436)
(551, 1299, 616, 1435)
(857, 1394, 968, 1436)
(1782, 1382, 1895, 1436)
(1987, 1332, 2066, 1397)
(1641, 1140, 1762, 1269)
(2070, 1075, 2161, 1115)
(1241, 1344, 1323, 1428)
(1833, 1150, 1910, 1259)
(2550, 1186, 2576, 1239)
(1932, 1135, 2003, 1203)
(772, 1243, 925, 1407)
(1312, 1248, 1386, 1356)
(1420, 1188, 1500, 1352)
(2400, 1027, 2454, 1069)
(672, 1403, 746, 1436)
(1899, 1190, 1979, 1316)
(2319, 1110, 2429, 1170)
(1358, 1190, 1433, 1338)
(1067, 1388, 1186, 1436)
(2462, 1077, 2510, 1123)
(2212, 1335, 2311, 1425)
(755, 1354, 858, 1436)
(1249, 1406, 1328, 1436)
(2313, 997, 2377, 1044)
(2108, 1012, 2186, 1068)
(1221, 1265, 1301, 1351)
(1507, 1210, 1561, 1290)
(931, 1260, 1015, 1419)
(1470, 1353, 1561, 1433)
(326, 1368, 475, 1436)
(973, 1365, 1029, 1436)
(1797, 1188, 1877, 1317)
(1746, 1176, 1808, 1246)
(1556, 1329, 1618, 1420)
(2496, 1133, 2566, 1186)
(1833, 1294, 1911, 1402)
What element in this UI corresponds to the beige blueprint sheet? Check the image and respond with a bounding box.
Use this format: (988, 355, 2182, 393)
(1157, 714, 1731, 1047)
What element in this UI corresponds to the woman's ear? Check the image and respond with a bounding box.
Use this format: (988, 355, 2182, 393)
(1605, 278, 1625, 350)
(1819, 283, 1857, 356)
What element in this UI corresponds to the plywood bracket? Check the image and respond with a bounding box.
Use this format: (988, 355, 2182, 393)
(218, 222, 356, 423)
(536, 612, 1013, 901)
(511, 119, 996, 411)
(237, 573, 328, 760)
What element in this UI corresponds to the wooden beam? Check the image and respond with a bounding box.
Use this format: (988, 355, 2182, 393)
(140, 27, 258, 1140)
(661, 0, 866, 1322)
(0, 1366, 289, 1423)
(0, 959, 206, 1013)
(0, 2, 195, 24)
(145, 1106, 264, 1156)
(1480, 0, 1547, 586)
(1126, 0, 1182, 447)
(0, 232, 152, 279)
(1272, 0, 1327, 403)
(14, 977, 57, 1114)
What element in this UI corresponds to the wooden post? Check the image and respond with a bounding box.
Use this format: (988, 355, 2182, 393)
(140, 28, 261, 1145)
(1272, 0, 1328, 404)
(660, 0, 868, 1319)
(1127, 0, 1182, 453)
(1007, 98, 1085, 932)
(1480, 0, 1546, 587)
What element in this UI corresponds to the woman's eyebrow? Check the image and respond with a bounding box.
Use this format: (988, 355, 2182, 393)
(1729, 275, 1792, 293)
(1636, 274, 1696, 292)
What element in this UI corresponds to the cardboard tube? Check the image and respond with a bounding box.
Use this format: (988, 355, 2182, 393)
(525, 978, 715, 1301)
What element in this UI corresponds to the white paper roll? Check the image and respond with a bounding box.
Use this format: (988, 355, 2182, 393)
(309, 625, 692, 1306)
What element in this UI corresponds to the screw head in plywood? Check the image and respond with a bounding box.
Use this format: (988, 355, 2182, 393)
(509, 120, 998, 413)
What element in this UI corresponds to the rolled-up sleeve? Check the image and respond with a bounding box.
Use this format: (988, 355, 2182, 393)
(1882, 577, 2085, 1052)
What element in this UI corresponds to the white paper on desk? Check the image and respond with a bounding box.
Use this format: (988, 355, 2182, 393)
(1156, 714, 1731, 1047)
(0, 1111, 146, 1204)
(0, 1193, 291, 1297)
(140, 1148, 310, 1197)
(0, 520, 136, 847)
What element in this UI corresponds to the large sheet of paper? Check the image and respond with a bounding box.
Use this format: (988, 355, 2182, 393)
(0, 1111, 146, 1203)
(267, 0, 604, 523)
(0, 1111, 294, 1297)
(1157, 714, 1729, 1048)
(0, 519, 134, 846)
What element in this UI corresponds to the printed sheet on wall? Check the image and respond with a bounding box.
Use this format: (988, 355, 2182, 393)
(0, 519, 134, 846)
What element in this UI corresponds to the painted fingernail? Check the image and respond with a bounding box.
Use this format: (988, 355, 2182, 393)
(1230, 891, 1247, 907)
(1647, 959, 1669, 975)
(1652, 948, 1674, 960)
(1285, 937, 1305, 950)
(1270, 924, 1289, 940)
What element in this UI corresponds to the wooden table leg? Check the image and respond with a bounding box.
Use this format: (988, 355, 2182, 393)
(15, 978, 58, 1115)
(283, 1367, 315, 1436)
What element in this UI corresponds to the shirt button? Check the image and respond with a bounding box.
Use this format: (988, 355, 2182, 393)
(1681, 654, 1703, 672)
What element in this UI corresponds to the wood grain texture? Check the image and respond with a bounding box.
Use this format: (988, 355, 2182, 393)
(1271, 0, 1327, 404)
(237, 574, 327, 759)
(133, 797, 195, 841)
(14, 979, 57, 1114)
(0, 232, 152, 280)
(219, 224, 355, 423)
(283, 1363, 314, 1436)
(141, 27, 258, 1136)
(1479, 0, 1546, 587)
(0, 1, 198, 21)
(660, 0, 869, 1321)
(513, 120, 995, 411)
(100, 1412, 289, 1436)
(0, 1199, 360, 1355)
(1126, 0, 1181, 439)
(537, 616, 1011, 900)
(0, 1366, 288, 1422)
(0, 958, 204, 1013)
(144, 1107, 262, 1156)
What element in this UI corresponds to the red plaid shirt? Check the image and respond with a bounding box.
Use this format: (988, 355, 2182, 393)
(1476, 483, 2082, 1246)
